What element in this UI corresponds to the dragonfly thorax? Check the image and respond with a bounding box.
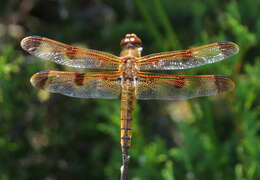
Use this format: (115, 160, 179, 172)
(120, 46, 142, 58)
(119, 35, 142, 81)
(119, 57, 138, 81)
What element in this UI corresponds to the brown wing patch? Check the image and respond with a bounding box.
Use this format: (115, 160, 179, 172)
(74, 73, 85, 86)
(172, 76, 185, 88)
(66, 46, 78, 59)
(180, 49, 192, 59)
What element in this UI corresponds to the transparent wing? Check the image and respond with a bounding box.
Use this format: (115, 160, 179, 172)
(137, 42, 239, 70)
(21, 36, 120, 69)
(136, 73, 234, 100)
(30, 71, 121, 99)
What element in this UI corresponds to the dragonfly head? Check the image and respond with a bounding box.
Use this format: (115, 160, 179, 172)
(120, 33, 142, 48)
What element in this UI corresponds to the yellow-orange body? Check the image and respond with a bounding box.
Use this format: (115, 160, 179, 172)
(119, 34, 142, 154)
(21, 33, 238, 157)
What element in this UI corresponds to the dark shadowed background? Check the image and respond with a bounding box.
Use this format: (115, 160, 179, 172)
(0, 0, 259, 179)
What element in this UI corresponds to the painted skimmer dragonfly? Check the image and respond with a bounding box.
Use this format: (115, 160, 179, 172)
(21, 33, 239, 157)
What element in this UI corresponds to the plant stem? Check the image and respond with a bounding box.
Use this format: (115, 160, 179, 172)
(120, 153, 130, 180)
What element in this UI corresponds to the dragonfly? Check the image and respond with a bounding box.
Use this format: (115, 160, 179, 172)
(21, 33, 239, 159)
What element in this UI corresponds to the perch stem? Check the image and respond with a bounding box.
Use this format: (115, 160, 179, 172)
(120, 153, 130, 180)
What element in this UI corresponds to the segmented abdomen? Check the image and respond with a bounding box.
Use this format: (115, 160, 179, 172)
(120, 80, 135, 154)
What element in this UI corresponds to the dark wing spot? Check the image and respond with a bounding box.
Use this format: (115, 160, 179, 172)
(66, 46, 78, 59)
(173, 77, 185, 88)
(74, 73, 84, 86)
(180, 50, 193, 60)
(102, 76, 108, 80)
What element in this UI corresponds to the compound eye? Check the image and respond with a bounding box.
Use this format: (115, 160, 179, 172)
(130, 37, 135, 42)
(120, 34, 142, 47)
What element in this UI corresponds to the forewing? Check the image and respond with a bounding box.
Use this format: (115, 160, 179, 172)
(30, 71, 121, 99)
(136, 73, 234, 100)
(21, 36, 120, 69)
(137, 42, 239, 70)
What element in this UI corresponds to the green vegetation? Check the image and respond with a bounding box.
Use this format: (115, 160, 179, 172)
(0, 0, 259, 179)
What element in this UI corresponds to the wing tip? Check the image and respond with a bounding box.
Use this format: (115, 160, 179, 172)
(30, 71, 50, 89)
(215, 76, 235, 93)
(21, 36, 42, 52)
(218, 41, 240, 57)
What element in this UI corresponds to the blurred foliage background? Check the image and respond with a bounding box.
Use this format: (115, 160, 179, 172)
(0, 0, 259, 179)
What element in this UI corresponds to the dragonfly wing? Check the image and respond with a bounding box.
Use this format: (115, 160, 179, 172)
(136, 73, 234, 100)
(21, 36, 120, 69)
(30, 71, 121, 99)
(137, 42, 239, 70)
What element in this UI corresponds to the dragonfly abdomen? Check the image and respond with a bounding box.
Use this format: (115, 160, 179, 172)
(120, 80, 135, 154)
